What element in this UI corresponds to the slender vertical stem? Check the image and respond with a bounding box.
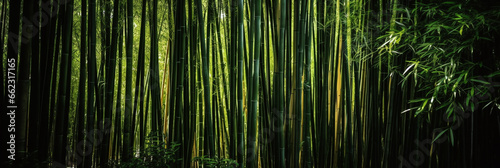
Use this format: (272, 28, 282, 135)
(247, 0, 261, 167)
(123, 0, 133, 161)
(196, 0, 215, 158)
(276, 0, 287, 167)
(237, 0, 245, 165)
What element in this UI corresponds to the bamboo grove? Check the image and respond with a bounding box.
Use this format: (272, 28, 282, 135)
(1, 0, 500, 167)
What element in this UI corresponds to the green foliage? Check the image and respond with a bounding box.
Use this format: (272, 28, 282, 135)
(378, 0, 500, 144)
(117, 134, 181, 168)
(193, 155, 239, 168)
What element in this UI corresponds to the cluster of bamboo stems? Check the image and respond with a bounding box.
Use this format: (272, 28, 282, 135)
(1, 0, 500, 168)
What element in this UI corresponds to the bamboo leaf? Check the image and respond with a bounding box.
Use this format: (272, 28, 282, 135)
(403, 63, 415, 76)
(486, 71, 500, 78)
(450, 128, 454, 146)
(471, 79, 490, 85)
(432, 129, 448, 144)
(401, 107, 418, 114)
(452, 73, 464, 92)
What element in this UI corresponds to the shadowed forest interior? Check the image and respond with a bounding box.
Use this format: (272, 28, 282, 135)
(1, 0, 500, 167)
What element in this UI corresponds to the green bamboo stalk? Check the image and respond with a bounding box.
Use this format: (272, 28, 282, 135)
(284, 1, 292, 165)
(382, 1, 399, 167)
(102, 1, 120, 164)
(96, 3, 110, 161)
(247, 0, 261, 167)
(211, 30, 220, 157)
(170, 0, 183, 143)
(198, 68, 205, 157)
(172, 0, 187, 165)
(214, 5, 231, 159)
(54, 1, 73, 165)
(136, 0, 147, 153)
(123, 0, 133, 161)
(229, 0, 238, 160)
(259, 5, 271, 166)
(288, 1, 300, 166)
(294, 0, 308, 166)
(85, 0, 97, 165)
(77, 0, 87, 164)
(276, 0, 286, 167)
(48, 13, 63, 157)
(18, 0, 35, 161)
(206, 0, 215, 157)
(302, 1, 313, 167)
(237, 0, 245, 165)
(113, 26, 124, 160)
(344, 0, 356, 167)
(247, 0, 255, 102)
(187, 0, 198, 165)
(150, 0, 162, 139)
(314, 0, 323, 165)
(196, 0, 215, 158)
(167, 0, 179, 151)
(36, 0, 57, 163)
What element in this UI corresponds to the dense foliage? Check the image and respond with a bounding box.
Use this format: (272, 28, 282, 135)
(1, 0, 499, 168)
